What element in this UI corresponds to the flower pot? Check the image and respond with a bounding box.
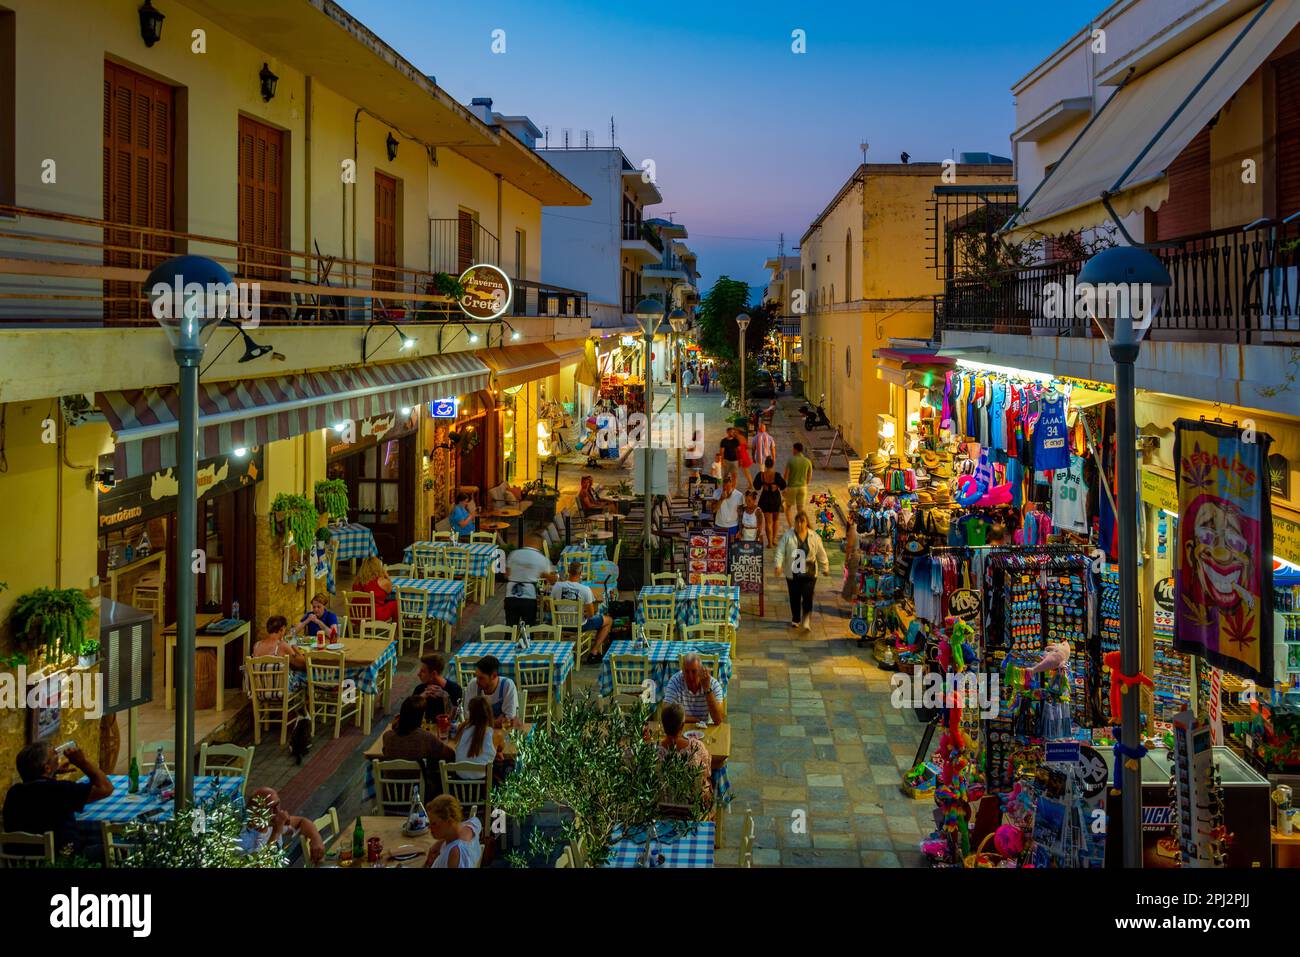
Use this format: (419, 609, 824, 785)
(78, 655, 98, 669)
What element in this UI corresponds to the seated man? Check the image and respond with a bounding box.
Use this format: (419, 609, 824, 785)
(466, 655, 521, 730)
(294, 594, 339, 640)
(663, 652, 725, 725)
(2, 741, 114, 857)
(415, 653, 463, 721)
(577, 475, 617, 516)
(238, 786, 325, 865)
(550, 560, 613, 662)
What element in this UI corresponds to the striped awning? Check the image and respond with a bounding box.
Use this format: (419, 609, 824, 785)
(98, 353, 489, 477)
(478, 342, 565, 391)
(782, 318, 802, 337)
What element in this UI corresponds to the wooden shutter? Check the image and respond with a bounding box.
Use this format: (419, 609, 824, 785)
(457, 209, 474, 273)
(237, 116, 285, 283)
(374, 172, 398, 292)
(1154, 125, 1211, 241)
(1276, 49, 1300, 218)
(103, 61, 174, 321)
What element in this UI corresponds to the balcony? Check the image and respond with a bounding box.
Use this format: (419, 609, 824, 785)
(642, 256, 691, 283)
(935, 220, 1300, 346)
(429, 218, 500, 276)
(621, 220, 662, 264)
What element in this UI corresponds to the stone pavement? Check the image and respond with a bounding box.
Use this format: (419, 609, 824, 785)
(242, 385, 936, 867)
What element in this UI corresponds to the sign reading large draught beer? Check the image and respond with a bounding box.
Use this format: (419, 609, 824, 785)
(457, 263, 512, 320)
(1172, 418, 1274, 684)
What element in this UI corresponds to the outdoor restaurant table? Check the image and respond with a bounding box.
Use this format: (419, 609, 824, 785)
(362, 725, 529, 802)
(288, 636, 399, 734)
(77, 775, 244, 823)
(402, 541, 501, 578)
(331, 522, 379, 562)
(481, 503, 529, 548)
(646, 719, 734, 805)
(325, 816, 435, 867)
(604, 821, 716, 868)
(389, 576, 467, 626)
(561, 543, 609, 562)
(457, 641, 575, 699)
(634, 585, 741, 628)
(162, 613, 250, 711)
(597, 640, 732, 700)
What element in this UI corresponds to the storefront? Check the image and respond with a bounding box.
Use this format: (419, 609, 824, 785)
(326, 411, 418, 562)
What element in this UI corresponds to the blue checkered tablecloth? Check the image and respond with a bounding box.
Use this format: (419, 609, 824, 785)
(402, 542, 502, 578)
(390, 577, 467, 625)
(597, 640, 732, 699)
(456, 641, 574, 695)
(635, 585, 740, 627)
(288, 637, 398, 696)
(604, 821, 716, 868)
(560, 544, 609, 563)
(77, 775, 244, 823)
(331, 523, 379, 562)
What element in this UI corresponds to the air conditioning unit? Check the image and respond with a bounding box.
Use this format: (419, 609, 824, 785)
(99, 599, 154, 714)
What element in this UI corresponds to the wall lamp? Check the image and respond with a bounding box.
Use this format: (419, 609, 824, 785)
(362, 318, 416, 363)
(139, 1, 165, 47)
(386, 132, 399, 162)
(220, 318, 275, 363)
(259, 63, 279, 102)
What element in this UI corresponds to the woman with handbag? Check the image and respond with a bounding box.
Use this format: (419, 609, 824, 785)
(774, 512, 830, 631)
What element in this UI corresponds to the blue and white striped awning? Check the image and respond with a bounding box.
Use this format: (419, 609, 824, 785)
(782, 318, 802, 337)
(97, 353, 489, 477)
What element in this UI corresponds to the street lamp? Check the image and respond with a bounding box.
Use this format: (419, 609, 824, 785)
(146, 254, 233, 811)
(669, 308, 689, 494)
(1078, 245, 1170, 869)
(735, 313, 751, 421)
(634, 298, 665, 584)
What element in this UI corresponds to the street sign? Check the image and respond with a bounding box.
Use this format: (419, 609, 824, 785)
(457, 263, 512, 320)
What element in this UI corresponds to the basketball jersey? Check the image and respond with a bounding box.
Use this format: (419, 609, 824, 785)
(1051, 455, 1088, 533)
(1033, 394, 1071, 471)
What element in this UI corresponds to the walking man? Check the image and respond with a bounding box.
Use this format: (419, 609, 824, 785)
(749, 421, 776, 488)
(783, 441, 813, 525)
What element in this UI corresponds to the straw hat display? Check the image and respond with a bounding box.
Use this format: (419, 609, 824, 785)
(931, 485, 952, 505)
(921, 449, 941, 470)
(916, 489, 934, 505)
(866, 452, 888, 474)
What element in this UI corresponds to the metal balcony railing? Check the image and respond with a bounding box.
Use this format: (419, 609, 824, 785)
(935, 219, 1300, 345)
(0, 204, 585, 326)
(623, 220, 663, 251)
(429, 218, 499, 276)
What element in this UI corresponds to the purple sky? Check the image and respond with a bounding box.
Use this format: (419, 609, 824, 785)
(340, 0, 1103, 293)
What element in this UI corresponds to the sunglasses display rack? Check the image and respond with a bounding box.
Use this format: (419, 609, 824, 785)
(1169, 710, 1226, 867)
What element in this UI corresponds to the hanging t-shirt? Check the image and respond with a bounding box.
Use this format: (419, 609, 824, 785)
(989, 381, 1007, 451)
(966, 515, 989, 547)
(1032, 393, 1071, 471)
(1051, 455, 1089, 534)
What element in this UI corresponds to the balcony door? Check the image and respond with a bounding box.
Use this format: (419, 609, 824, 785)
(237, 116, 286, 283)
(374, 171, 398, 293)
(1276, 49, 1300, 218)
(457, 209, 476, 273)
(103, 61, 174, 322)
(1153, 126, 1210, 241)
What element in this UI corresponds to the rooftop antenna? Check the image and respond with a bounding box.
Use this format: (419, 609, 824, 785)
(777, 231, 785, 259)
(665, 211, 677, 223)
(563, 128, 570, 149)
(582, 129, 592, 149)
(859, 141, 869, 165)
(543, 125, 550, 148)
(610, 116, 616, 147)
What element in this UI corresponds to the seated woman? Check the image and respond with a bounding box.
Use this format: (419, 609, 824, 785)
(251, 615, 306, 670)
(295, 593, 339, 639)
(657, 702, 713, 807)
(354, 557, 398, 622)
(449, 492, 477, 536)
(382, 695, 454, 794)
(577, 475, 616, 517)
(422, 794, 482, 869)
(452, 696, 499, 782)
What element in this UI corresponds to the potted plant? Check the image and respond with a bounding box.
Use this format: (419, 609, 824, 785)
(314, 479, 350, 524)
(269, 493, 319, 549)
(9, 587, 96, 662)
(77, 638, 100, 669)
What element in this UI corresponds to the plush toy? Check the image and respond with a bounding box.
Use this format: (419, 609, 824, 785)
(994, 824, 1025, 859)
(1103, 650, 1154, 721)
(1026, 640, 1071, 676)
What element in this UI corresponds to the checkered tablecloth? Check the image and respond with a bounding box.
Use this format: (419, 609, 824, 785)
(288, 637, 398, 696)
(77, 775, 244, 823)
(635, 585, 740, 627)
(604, 821, 716, 868)
(390, 577, 467, 625)
(597, 640, 732, 698)
(456, 641, 574, 696)
(403, 542, 502, 578)
(561, 544, 609, 563)
(331, 523, 379, 562)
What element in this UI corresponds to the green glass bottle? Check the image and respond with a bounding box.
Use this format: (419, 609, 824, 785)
(128, 756, 140, 794)
(352, 816, 365, 861)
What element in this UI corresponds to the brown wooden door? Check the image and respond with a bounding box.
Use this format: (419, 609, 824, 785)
(237, 116, 285, 283)
(103, 60, 174, 322)
(457, 209, 474, 273)
(374, 172, 398, 292)
(1276, 49, 1300, 218)
(1155, 125, 1210, 241)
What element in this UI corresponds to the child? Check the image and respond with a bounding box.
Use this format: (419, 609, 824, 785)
(740, 489, 762, 542)
(422, 794, 483, 869)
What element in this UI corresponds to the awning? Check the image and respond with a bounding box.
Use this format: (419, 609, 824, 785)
(575, 339, 600, 388)
(781, 318, 802, 337)
(97, 353, 489, 477)
(478, 342, 564, 391)
(1004, 2, 1300, 240)
(549, 338, 587, 365)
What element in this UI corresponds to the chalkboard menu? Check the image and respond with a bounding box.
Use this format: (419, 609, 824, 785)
(730, 539, 764, 595)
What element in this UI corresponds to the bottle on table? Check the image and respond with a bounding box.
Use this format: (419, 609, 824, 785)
(231, 599, 240, 622)
(352, 816, 366, 862)
(128, 756, 140, 794)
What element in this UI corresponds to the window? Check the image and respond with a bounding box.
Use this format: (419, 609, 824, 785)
(374, 172, 399, 290)
(0, 8, 12, 208)
(457, 208, 477, 273)
(845, 346, 852, 378)
(1154, 125, 1210, 240)
(845, 229, 852, 300)
(237, 116, 286, 281)
(514, 228, 526, 280)
(1275, 49, 1300, 218)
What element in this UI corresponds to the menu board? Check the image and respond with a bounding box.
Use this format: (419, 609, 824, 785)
(729, 539, 764, 594)
(688, 533, 729, 585)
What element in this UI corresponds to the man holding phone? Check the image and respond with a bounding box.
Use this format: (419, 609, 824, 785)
(3, 740, 114, 856)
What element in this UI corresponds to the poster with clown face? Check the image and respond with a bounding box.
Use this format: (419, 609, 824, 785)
(1173, 419, 1274, 684)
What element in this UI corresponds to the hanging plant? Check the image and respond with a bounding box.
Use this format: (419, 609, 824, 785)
(269, 493, 319, 549)
(9, 587, 95, 662)
(314, 479, 350, 523)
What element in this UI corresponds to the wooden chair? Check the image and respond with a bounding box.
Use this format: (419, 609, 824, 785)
(555, 846, 575, 868)
(526, 624, 562, 642)
(359, 620, 397, 712)
(681, 621, 733, 655)
(439, 761, 492, 830)
(607, 653, 650, 709)
(246, 655, 304, 746)
(131, 579, 162, 625)
(344, 590, 376, 625)
(470, 531, 497, 545)
(612, 540, 622, 564)
(695, 593, 733, 628)
(479, 624, 517, 643)
(135, 739, 176, 772)
(441, 545, 475, 600)
(304, 650, 362, 739)
(515, 654, 554, 727)
(651, 572, 682, 586)
(300, 807, 340, 868)
(739, 808, 756, 867)
(431, 531, 453, 542)
(395, 587, 435, 658)
(0, 831, 55, 867)
(698, 573, 731, 586)
(679, 652, 721, 676)
(410, 543, 441, 578)
(386, 562, 412, 578)
(548, 597, 589, 670)
(570, 833, 589, 868)
(640, 620, 673, 641)
(640, 593, 677, 640)
(372, 759, 424, 815)
(101, 823, 138, 867)
(197, 743, 253, 798)
(454, 656, 481, 688)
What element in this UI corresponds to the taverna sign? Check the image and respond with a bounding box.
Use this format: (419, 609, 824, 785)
(458, 264, 512, 321)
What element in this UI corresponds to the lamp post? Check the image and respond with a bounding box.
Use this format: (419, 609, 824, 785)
(1078, 245, 1171, 868)
(634, 299, 665, 584)
(735, 313, 751, 422)
(670, 310, 689, 493)
(146, 254, 234, 811)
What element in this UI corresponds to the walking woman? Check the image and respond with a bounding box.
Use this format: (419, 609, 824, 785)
(755, 457, 786, 546)
(774, 512, 829, 631)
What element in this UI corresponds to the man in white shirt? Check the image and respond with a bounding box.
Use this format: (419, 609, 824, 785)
(712, 474, 745, 538)
(663, 653, 725, 724)
(551, 561, 614, 660)
(468, 655, 521, 729)
(503, 534, 558, 627)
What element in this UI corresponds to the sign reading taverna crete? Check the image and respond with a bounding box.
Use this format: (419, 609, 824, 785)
(97, 448, 263, 530)
(457, 263, 512, 320)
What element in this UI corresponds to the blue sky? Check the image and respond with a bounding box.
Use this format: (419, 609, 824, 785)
(341, 0, 1102, 294)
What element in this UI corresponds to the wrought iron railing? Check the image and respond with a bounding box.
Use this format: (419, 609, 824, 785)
(429, 217, 499, 275)
(936, 219, 1300, 344)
